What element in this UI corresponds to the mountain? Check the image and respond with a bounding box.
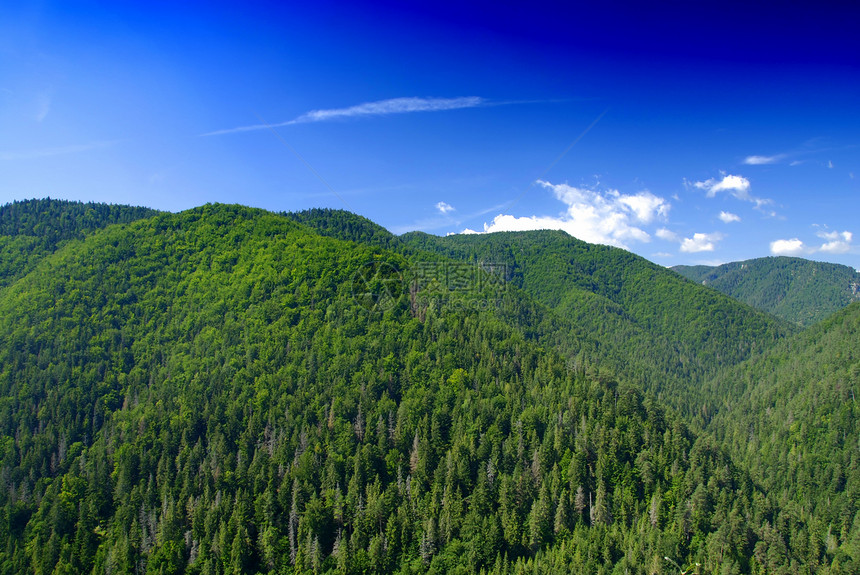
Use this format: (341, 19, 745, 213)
(672, 257, 860, 327)
(702, 302, 860, 570)
(283, 208, 401, 252)
(398, 229, 794, 417)
(0, 198, 159, 290)
(0, 201, 832, 574)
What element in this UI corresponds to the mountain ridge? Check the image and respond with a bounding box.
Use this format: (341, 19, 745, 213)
(672, 256, 860, 326)
(396, 228, 794, 417)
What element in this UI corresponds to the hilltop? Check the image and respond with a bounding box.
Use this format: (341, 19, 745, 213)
(673, 256, 860, 326)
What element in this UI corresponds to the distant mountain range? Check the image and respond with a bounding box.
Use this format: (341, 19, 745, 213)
(673, 257, 860, 327)
(0, 200, 856, 573)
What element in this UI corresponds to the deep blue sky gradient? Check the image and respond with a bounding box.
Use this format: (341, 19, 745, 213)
(1, 1, 858, 267)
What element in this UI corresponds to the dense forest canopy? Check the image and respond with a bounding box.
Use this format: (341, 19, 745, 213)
(0, 201, 856, 574)
(701, 302, 860, 568)
(396, 227, 793, 418)
(672, 257, 860, 327)
(0, 199, 159, 291)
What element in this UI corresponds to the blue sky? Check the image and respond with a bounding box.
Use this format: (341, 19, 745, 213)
(1, 0, 859, 268)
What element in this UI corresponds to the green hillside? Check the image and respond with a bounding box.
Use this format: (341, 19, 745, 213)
(399, 230, 794, 416)
(283, 208, 402, 252)
(672, 257, 860, 326)
(0, 198, 159, 290)
(0, 202, 834, 574)
(702, 302, 860, 570)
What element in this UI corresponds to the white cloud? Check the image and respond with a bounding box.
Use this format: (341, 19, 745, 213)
(655, 228, 678, 241)
(470, 181, 670, 249)
(817, 230, 852, 253)
(294, 97, 484, 123)
(718, 211, 741, 223)
(770, 238, 806, 256)
(617, 193, 668, 223)
(680, 232, 723, 253)
(769, 229, 854, 256)
(693, 174, 751, 198)
(436, 201, 455, 214)
(202, 96, 485, 136)
(690, 173, 773, 212)
(743, 154, 785, 165)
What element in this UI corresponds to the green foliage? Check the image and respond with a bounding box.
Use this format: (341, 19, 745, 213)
(0, 202, 849, 573)
(702, 303, 860, 571)
(673, 257, 860, 327)
(283, 208, 402, 252)
(0, 198, 159, 289)
(399, 229, 794, 416)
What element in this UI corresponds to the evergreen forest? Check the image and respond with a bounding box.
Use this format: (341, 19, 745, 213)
(0, 200, 857, 574)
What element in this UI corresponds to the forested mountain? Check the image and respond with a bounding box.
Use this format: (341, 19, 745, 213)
(672, 257, 860, 327)
(397, 229, 793, 416)
(0, 201, 853, 573)
(0, 199, 159, 290)
(700, 303, 860, 570)
(283, 209, 401, 252)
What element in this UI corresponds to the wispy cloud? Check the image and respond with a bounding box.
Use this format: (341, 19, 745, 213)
(472, 201, 515, 217)
(718, 211, 741, 223)
(655, 228, 678, 241)
(35, 93, 51, 122)
(693, 174, 750, 198)
(0, 139, 122, 161)
(680, 232, 723, 253)
(458, 180, 670, 249)
(689, 173, 774, 213)
(743, 141, 856, 168)
(435, 201, 455, 214)
(295, 96, 484, 123)
(202, 96, 485, 136)
(817, 229, 852, 253)
(743, 154, 786, 165)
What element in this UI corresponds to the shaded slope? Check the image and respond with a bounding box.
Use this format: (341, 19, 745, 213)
(400, 229, 794, 414)
(0, 204, 816, 574)
(673, 256, 860, 326)
(0, 198, 160, 289)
